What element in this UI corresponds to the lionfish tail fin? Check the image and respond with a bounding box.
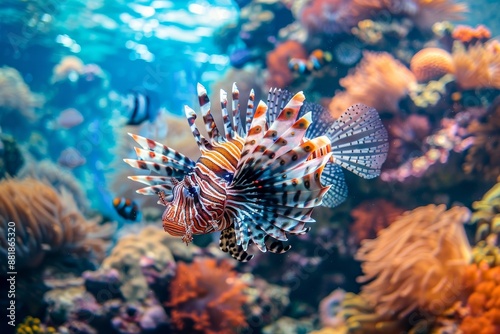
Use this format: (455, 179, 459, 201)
(326, 104, 389, 179)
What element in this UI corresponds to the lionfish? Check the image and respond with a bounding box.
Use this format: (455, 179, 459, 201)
(124, 83, 388, 261)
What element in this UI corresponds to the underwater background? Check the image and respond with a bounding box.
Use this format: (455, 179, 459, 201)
(1, 0, 500, 333)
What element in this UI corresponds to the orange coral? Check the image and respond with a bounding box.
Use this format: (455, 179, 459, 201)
(329, 51, 416, 114)
(410, 48, 455, 82)
(0, 178, 114, 271)
(460, 263, 500, 334)
(266, 40, 307, 88)
(356, 205, 472, 319)
(168, 258, 248, 334)
(349, 199, 405, 246)
(452, 24, 491, 44)
(452, 41, 500, 89)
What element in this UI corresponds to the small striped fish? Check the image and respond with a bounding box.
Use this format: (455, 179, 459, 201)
(124, 83, 388, 261)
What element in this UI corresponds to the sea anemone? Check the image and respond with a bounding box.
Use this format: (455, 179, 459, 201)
(266, 40, 307, 88)
(329, 51, 417, 114)
(0, 178, 115, 271)
(410, 48, 455, 82)
(168, 258, 248, 334)
(452, 41, 500, 89)
(356, 204, 472, 319)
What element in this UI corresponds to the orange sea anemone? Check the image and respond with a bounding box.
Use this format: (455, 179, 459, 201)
(410, 48, 455, 82)
(0, 178, 114, 271)
(452, 24, 491, 44)
(356, 204, 472, 319)
(266, 40, 307, 88)
(452, 41, 500, 89)
(168, 258, 248, 334)
(329, 51, 416, 114)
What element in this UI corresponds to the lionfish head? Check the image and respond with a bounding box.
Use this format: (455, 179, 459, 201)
(161, 176, 199, 244)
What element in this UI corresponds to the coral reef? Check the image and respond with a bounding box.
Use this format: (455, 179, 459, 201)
(0, 66, 42, 127)
(266, 40, 307, 88)
(0, 178, 114, 271)
(18, 159, 88, 212)
(99, 225, 176, 301)
(452, 24, 491, 45)
(168, 258, 248, 334)
(348, 199, 405, 247)
(329, 51, 416, 115)
(356, 205, 472, 319)
(452, 40, 500, 89)
(471, 179, 500, 243)
(410, 48, 455, 82)
(51, 56, 85, 83)
(16, 316, 56, 334)
(463, 99, 500, 180)
(459, 262, 500, 334)
(0, 133, 24, 179)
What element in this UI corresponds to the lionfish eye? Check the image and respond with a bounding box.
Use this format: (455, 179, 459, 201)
(183, 185, 199, 197)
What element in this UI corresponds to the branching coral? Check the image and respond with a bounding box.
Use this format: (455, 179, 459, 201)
(452, 24, 491, 45)
(329, 51, 416, 114)
(349, 199, 405, 247)
(452, 41, 500, 89)
(0, 178, 115, 271)
(99, 225, 176, 301)
(168, 258, 248, 334)
(459, 263, 500, 334)
(0, 66, 43, 124)
(266, 40, 307, 88)
(464, 99, 500, 180)
(356, 205, 472, 319)
(410, 48, 455, 82)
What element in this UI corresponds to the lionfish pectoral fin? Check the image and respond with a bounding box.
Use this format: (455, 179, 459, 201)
(320, 163, 348, 207)
(219, 226, 254, 262)
(264, 236, 291, 254)
(326, 104, 389, 179)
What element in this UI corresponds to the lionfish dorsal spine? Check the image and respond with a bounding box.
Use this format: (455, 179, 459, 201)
(220, 89, 233, 140)
(245, 89, 255, 135)
(231, 82, 240, 136)
(184, 105, 208, 151)
(197, 83, 221, 142)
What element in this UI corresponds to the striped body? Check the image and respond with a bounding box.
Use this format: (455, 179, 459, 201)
(125, 83, 388, 261)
